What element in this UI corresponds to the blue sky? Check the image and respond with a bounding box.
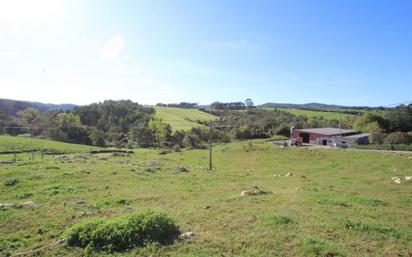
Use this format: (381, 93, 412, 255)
(0, 0, 411, 106)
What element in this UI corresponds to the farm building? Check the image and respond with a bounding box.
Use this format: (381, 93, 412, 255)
(291, 127, 369, 146)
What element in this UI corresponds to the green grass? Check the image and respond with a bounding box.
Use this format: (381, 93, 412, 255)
(0, 135, 100, 153)
(155, 107, 216, 131)
(0, 139, 411, 256)
(271, 108, 355, 120)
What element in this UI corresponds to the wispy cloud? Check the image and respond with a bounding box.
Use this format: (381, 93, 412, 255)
(207, 39, 251, 49)
(101, 34, 124, 60)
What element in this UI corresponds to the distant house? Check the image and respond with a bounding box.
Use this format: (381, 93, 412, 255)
(291, 127, 369, 146)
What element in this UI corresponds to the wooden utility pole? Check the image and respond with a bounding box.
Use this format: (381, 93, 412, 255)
(339, 119, 342, 149)
(209, 121, 212, 170)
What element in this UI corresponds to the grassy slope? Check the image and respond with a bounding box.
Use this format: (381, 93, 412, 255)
(0, 135, 100, 153)
(155, 107, 216, 130)
(1, 140, 411, 256)
(268, 108, 355, 120)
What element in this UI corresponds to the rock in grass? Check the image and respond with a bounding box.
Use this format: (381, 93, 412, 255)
(392, 177, 401, 184)
(285, 172, 294, 177)
(241, 186, 268, 196)
(0, 201, 35, 210)
(175, 166, 189, 173)
(405, 176, 412, 181)
(75, 200, 87, 205)
(179, 231, 195, 240)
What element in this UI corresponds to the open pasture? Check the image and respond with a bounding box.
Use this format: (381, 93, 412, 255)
(0, 138, 411, 256)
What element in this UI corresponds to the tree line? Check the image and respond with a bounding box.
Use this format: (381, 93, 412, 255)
(0, 100, 411, 149)
(351, 104, 412, 144)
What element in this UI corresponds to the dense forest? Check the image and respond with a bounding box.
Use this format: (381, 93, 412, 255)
(0, 100, 411, 149)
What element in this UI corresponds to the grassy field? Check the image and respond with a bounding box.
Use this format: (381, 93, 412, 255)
(0, 135, 100, 153)
(155, 107, 216, 131)
(1, 137, 411, 256)
(267, 108, 356, 120)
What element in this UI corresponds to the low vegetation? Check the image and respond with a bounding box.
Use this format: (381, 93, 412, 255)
(342, 219, 402, 238)
(65, 209, 180, 253)
(0, 137, 411, 256)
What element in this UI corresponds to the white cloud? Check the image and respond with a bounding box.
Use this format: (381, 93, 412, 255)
(101, 34, 125, 60)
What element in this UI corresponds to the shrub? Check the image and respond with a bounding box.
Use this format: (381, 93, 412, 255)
(369, 130, 385, 144)
(3, 178, 19, 187)
(384, 132, 411, 144)
(65, 209, 180, 253)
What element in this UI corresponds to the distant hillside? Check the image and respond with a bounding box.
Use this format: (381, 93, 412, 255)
(155, 107, 216, 131)
(0, 99, 77, 116)
(259, 102, 375, 110)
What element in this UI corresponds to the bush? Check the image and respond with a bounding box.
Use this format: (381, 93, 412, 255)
(65, 209, 180, 253)
(369, 130, 385, 144)
(384, 132, 411, 144)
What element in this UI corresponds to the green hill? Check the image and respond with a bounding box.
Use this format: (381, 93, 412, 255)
(155, 107, 216, 130)
(267, 108, 356, 120)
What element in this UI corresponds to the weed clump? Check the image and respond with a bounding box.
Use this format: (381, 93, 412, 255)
(16, 193, 32, 199)
(3, 178, 19, 187)
(175, 166, 189, 173)
(65, 209, 180, 253)
(300, 237, 346, 257)
(262, 214, 293, 226)
(341, 219, 401, 238)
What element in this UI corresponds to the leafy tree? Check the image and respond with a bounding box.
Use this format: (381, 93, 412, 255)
(17, 107, 40, 124)
(384, 132, 411, 144)
(385, 105, 412, 132)
(352, 113, 387, 132)
(90, 128, 106, 147)
(245, 98, 254, 109)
